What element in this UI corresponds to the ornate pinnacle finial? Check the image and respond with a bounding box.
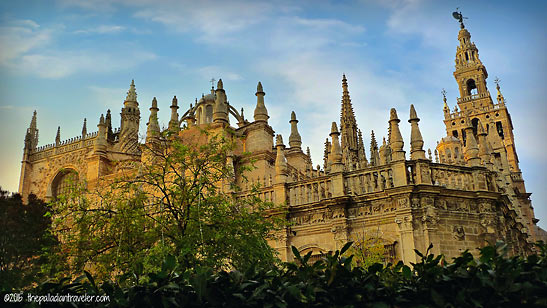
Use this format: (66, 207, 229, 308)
(152, 97, 158, 109)
(389, 108, 399, 121)
(494, 77, 501, 90)
(257, 81, 264, 93)
(290, 111, 297, 121)
(126, 79, 137, 102)
(330, 122, 339, 135)
(441, 88, 447, 103)
(217, 78, 223, 90)
(276, 134, 284, 147)
(210, 78, 216, 89)
(409, 104, 419, 121)
(56, 126, 61, 145)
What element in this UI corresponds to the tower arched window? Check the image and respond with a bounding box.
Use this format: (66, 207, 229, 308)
(205, 104, 213, 123)
(51, 169, 78, 199)
(466, 79, 477, 96)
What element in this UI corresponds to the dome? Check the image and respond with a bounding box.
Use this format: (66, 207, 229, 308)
(440, 136, 460, 144)
(198, 93, 216, 104)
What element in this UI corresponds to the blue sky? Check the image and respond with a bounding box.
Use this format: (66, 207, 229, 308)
(0, 0, 546, 227)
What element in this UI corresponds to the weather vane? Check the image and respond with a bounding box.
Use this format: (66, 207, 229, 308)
(494, 77, 501, 87)
(441, 89, 447, 103)
(452, 8, 467, 28)
(210, 78, 216, 89)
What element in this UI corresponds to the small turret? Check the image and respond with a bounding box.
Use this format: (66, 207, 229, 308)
(275, 134, 288, 184)
(370, 130, 380, 166)
(94, 114, 107, 154)
(388, 108, 405, 161)
(119, 80, 141, 154)
(288, 111, 302, 150)
(463, 117, 480, 166)
(323, 138, 331, 172)
(55, 126, 61, 146)
(146, 97, 161, 143)
(105, 109, 113, 141)
(477, 121, 493, 169)
(306, 146, 312, 164)
(329, 122, 343, 172)
(253, 81, 269, 123)
(357, 129, 368, 166)
(169, 96, 179, 132)
(213, 79, 229, 124)
(409, 104, 426, 160)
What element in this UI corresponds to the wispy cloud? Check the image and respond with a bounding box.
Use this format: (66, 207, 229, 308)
(73, 24, 126, 34)
(0, 21, 54, 64)
(0, 19, 156, 78)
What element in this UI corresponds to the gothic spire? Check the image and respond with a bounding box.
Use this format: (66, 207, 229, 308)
(340, 74, 359, 158)
(55, 126, 61, 146)
(306, 146, 312, 164)
(24, 111, 39, 150)
(81, 118, 87, 138)
(370, 130, 379, 166)
(288, 111, 302, 150)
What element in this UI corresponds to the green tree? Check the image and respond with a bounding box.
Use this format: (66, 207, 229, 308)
(0, 190, 58, 290)
(52, 129, 285, 281)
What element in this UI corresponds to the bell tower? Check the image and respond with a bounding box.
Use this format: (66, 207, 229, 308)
(453, 15, 492, 111)
(443, 12, 521, 175)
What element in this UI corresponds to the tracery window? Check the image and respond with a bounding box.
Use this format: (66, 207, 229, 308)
(52, 170, 78, 199)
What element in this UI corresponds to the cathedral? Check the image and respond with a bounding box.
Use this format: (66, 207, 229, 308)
(18, 18, 545, 263)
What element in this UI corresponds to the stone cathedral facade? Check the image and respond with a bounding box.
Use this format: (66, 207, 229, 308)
(18, 20, 545, 263)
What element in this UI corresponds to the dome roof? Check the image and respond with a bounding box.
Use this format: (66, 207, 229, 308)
(440, 136, 460, 143)
(198, 92, 216, 104)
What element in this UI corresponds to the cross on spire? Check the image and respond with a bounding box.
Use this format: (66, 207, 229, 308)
(210, 78, 216, 89)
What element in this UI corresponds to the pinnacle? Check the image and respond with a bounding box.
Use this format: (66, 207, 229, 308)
(125, 79, 137, 102)
(389, 108, 399, 121)
(217, 78, 223, 90)
(409, 104, 419, 122)
(257, 81, 263, 93)
(330, 122, 339, 135)
(290, 111, 297, 121)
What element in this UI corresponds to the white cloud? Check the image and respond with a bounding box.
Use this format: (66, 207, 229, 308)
(74, 25, 126, 34)
(0, 22, 53, 64)
(11, 51, 157, 79)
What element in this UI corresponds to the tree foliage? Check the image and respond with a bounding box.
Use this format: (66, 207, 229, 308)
(50, 129, 285, 281)
(13, 241, 547, 307)
(0, 189, 58, 290)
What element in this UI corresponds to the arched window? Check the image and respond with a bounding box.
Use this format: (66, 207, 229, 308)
(51, 169, 78, 199)
(471, 118, 480, 136)
(205, 104, 213, 123)
(466, 79, 477, 96)
(196, 107, 202, 124)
